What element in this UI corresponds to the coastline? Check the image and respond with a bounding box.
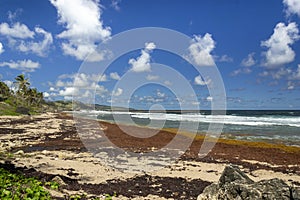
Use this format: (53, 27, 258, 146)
(0, 112, 299, 199)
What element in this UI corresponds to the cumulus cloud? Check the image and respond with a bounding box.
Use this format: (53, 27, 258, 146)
(194, 75, 212, 86)
(216, 55, 233, 62)
(271, 68, 292, 80)
(50, 0, 111, 61)
(146, 74, 159, 81)
(8, 9, 23, 22)
(0, 59, 40, 72)
(43, 92, 50, 98)
(206, 96, 213, 101)
(17, 27, 53, 56)
(231, 68, 252, 76)
(0, 42, 4, 54)
(186, 33, 215, 67)
(258, 65, 300, 90)
(241, 52, 256, 67)
(111, 0, 122, 11)
(0, 22, 34, 39)
(110, 72, 121, 80)
(58, 72, 107, 83)
(112, 88, 123, 96)
(231, 52, 256, 76)
(59, 87, 79, 96)
(156, 90, 165, 98)
(292, 64, 300, 80)
(0, 22, 53, 56)
(164, 80, 172, 86)
(53, 72, 108, 99)
(261, 22, 299, 68)
(129, 42, 156, 72)
(283, 0, 300, 17)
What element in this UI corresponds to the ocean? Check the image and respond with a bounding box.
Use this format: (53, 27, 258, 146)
(74, 110, 300, 146)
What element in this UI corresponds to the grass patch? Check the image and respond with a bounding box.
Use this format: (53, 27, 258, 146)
(0, 102, 19, 116)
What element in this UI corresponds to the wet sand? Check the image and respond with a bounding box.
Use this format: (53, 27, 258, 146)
(0, 113, 299, 199)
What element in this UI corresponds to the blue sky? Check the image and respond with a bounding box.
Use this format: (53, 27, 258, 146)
(0, 0, 300, 110)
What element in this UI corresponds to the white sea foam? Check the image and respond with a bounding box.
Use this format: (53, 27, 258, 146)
(130, 112, 300, 128)
(74, 110, 300, 128)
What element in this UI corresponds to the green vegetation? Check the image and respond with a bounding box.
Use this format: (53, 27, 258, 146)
(0, 168, 52, 200)
(0, 74, 45, 115)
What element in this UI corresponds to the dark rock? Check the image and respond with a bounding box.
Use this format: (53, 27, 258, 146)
(198, 165, 300, 200)
(16, 106, 30, 115)
(218, 165, 253, 187)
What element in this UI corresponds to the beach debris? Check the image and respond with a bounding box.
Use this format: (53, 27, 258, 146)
(198, 165, 300, 200)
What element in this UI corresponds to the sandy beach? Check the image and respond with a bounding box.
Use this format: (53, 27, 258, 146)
(0, 112, 299, 199)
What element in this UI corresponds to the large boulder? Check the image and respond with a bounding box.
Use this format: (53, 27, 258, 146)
(198, 165, 300, 200)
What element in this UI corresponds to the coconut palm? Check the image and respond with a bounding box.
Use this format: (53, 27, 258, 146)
(14, 74, 30, 104)
(14, 74, 30, 96)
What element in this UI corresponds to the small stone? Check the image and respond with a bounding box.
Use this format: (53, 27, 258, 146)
(14, 150, 24, 155)
(51, 176, 67, 186)
(41, 150, 48, 155)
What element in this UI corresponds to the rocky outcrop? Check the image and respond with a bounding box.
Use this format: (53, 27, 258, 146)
(198, 165, 300, 200)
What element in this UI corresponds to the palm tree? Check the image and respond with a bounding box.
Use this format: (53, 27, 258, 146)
(14, 74, 30, 104)
(26, 88, 44, 106)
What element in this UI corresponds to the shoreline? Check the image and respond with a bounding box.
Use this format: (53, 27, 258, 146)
(0, 112, 299, 199)
(72, 110, 300, 147)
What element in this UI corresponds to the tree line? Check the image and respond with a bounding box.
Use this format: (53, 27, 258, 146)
(0, 74, 44, 107)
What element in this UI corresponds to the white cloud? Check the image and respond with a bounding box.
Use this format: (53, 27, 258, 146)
(43, 92, 50, 98)
(289, 64, 300, 80)
(0, 59, 40, 72)
(187, 33, 215, 67)
(231, 68, 252, 76)
(164, 80, 172, 86)
(261, 22, 299, 68)
(54, 72, 108, 99)
(129, 42, 156, 72)
(156, 90, 165, 98)
(0, 42, 4, 54)
(56, 80, 73, 87)
(217, 55, 233, 62)
(8, 9, 22, 22)
(259, 71, 269, 77)
(194, 75, 212, 85)
(206, 96, 213, 101)
(49, 87, 56, 91)
(0, 22, 53, 56)
(17, 27, 53, 56)
(145, 42, 156, 51)
(110, 72, 121, 80)
(146, 74, 159, 81)
(59, 87, 79, 96)
(0, 22, 34, 39)
(241, 53, 256, 67)
(271, 68, 292, 80)
(111, 0, 121, 11)
(58, 73, 107, 83)
(112, 88, 123, 96)
(50, 0, 111, 61)
(283, 0, 300, 17)
(287, 81, 295, 90)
